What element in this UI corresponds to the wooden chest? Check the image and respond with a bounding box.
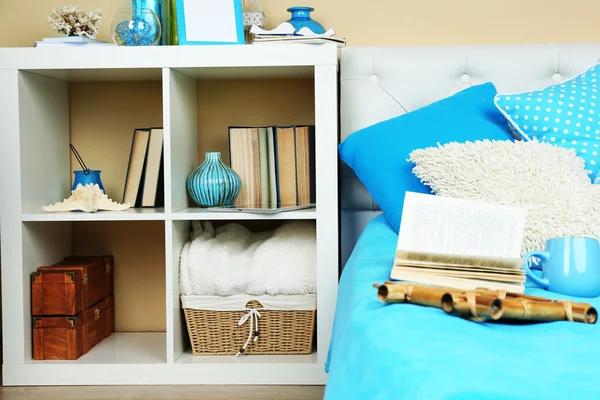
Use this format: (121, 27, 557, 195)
(31, 256, 113, 316)
(33, 295, 114, 360)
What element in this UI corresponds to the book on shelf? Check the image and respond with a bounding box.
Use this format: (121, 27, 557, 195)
(227, 125, 315, 211)
(274, 126, 298, 206)
(141, 128, 165, 207)
(122, 127, 164, 208)
(228, 127, 263, 207)
(391, 192, 527, 293)
(249, 24, 346, 47)
(251, 35, 346, 47)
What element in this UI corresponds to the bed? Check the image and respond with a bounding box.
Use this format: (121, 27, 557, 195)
(326, 44, 600, 400)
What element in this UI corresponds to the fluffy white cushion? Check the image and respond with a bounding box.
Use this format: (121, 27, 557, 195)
(408, 139, 600, 255)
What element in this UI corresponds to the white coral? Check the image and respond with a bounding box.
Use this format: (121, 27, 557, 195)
(43, 184, 131, 213)
(47, 5, 103, 38)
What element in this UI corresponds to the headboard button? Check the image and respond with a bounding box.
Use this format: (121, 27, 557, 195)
(460, 73, 471, 83)
(552, 73, 562, 83)
(369, 74, 379, 84)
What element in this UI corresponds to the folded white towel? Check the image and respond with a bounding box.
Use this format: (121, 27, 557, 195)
(179, 220, 316, 296)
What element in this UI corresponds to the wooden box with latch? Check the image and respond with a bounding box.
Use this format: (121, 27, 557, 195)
(31, 255, 115, 360)
(33, 295, 114, 360)
(32, 256, 113, 316)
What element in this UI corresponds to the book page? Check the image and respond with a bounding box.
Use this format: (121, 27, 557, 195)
(389, 270, 526, 293)
(397, 192, 525, 259)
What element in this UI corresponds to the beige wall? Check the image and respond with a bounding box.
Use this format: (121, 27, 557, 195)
(2, 0, 600, 48)
(72, 221, 166, 332)
(198, 79, 314, 163)
(69, 84, 166, 332)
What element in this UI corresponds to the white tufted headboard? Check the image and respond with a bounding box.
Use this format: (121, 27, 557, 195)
(339, 43, 600, 266)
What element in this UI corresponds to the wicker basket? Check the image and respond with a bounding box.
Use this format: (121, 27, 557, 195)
(183, 299, 316, 356)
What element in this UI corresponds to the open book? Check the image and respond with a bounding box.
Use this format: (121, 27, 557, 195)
(391, 192, 527, 293)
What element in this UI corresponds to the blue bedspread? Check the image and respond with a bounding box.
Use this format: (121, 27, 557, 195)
(325, 214, 600, 400)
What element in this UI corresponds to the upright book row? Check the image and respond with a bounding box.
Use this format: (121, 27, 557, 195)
(122, 127, 165, 208)
(228, 125, 316, 208)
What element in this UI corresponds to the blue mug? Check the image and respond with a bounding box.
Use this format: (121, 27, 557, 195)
(522, 237, 600, 298)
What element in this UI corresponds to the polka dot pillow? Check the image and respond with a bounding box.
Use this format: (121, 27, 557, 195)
(495, 62, 600, 180)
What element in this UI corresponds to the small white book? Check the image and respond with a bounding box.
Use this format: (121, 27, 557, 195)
(42, 36, 105, 43)
(391, 192, 527, 293)
(34, 36, 114, 47)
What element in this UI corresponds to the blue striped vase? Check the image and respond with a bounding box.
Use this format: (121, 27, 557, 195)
(186, 152, 241, 207)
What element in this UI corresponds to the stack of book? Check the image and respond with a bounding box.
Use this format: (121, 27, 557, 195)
(34, 36, 115, 48)
(249, 24, 346, 47)
(228, 125, 315, 208)
(122, 127, 164, 208)
(391, 192, 527, 293)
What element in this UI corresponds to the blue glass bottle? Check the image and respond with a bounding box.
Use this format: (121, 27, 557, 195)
(286, 6, 325, 34)
(186, 152, 241, 207)
(132, 0, 166, 45)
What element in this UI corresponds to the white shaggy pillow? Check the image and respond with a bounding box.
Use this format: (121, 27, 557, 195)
(408, 139, 600, 255)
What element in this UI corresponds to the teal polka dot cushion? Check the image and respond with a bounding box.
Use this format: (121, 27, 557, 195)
(495, 62, 600, 180)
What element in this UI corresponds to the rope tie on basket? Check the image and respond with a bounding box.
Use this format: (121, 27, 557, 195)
(235, 308, 262, 357)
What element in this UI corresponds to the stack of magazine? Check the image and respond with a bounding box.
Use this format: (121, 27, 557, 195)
(250, 23, 346, 47)
(391, 192, 527, 293)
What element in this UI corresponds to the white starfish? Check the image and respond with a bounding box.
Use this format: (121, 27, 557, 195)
(43, 184, 131, 213)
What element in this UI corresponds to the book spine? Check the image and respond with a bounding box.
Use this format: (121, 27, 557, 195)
(122, 129, 138, 204)
(292, 126, 299, 206)
(273, 127, 281, 205)
(135, 134, 151, 208)
(308, 125, 316, 205)
(155, 147, 165, 208)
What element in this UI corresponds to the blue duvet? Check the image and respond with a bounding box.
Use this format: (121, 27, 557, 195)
(325, 214, 600, 400)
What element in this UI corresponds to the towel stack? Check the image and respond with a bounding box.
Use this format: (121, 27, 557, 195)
(179, 220, 316, 297)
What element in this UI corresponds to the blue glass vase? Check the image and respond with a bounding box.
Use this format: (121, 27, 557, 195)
(132, 0, 167, 45)
(286, 6, 325, 34)
(72, 170, 105, 192)
(111, 7, 162, 46)
(186, 152, 241, 207)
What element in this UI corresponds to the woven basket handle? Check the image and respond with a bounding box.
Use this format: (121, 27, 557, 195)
(245, 300, 263, 309)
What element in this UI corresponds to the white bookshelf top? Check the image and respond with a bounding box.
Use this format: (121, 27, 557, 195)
(0, 44, 338, 81)
(171, 207, 317, 221)
(22, 208, 166, 222)
(175, 349, 318, 364)
(20, 207, 317, 222)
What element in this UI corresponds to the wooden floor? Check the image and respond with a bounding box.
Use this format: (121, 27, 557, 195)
(0, 385, 325, 400)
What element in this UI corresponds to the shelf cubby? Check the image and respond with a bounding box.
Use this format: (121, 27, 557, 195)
(17, 68, 165, 219)
(169, 219, 317, 364)
(166, 63, 316, 216)
(21, 220, 167, 365)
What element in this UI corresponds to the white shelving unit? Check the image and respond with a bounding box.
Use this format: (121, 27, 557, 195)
(0, 44, 339, 386)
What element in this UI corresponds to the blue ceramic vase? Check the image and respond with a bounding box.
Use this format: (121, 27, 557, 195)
(72, 170, 105, 192)
(286, 6, 325, 34)
(186, 152, 241, 207)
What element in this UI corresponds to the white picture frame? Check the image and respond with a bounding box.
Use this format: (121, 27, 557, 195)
(176, 0, 245, 45)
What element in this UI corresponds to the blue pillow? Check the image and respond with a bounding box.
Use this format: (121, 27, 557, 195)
(495, 63, 600, 179)
(339, 82, 514, 233)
